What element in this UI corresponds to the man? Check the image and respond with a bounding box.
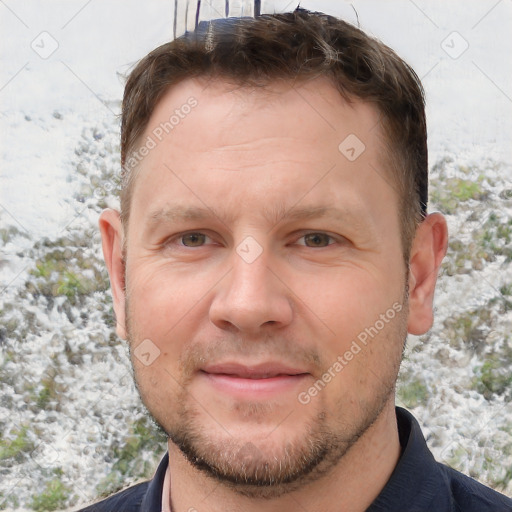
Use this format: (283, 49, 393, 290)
(79, 7, 512, 512)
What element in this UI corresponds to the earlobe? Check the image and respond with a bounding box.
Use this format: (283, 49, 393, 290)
(99, 209, 127, 340)
(407, 212, 448, 335)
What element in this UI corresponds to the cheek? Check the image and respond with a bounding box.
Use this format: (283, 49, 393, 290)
(132, 360, 186, 426)
(294, 268, 406, 394)
(126, 262, 209, 333)
(125, 264, 216, 380)
(298, 268, 405, 337)
(318, 308, 407, 413)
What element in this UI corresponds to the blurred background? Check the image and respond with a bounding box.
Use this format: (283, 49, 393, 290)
(1, 1, 511, 510)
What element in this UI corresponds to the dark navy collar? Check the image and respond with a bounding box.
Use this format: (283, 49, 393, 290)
(140, 451, 168, 512)
(367, 407, 450, 510)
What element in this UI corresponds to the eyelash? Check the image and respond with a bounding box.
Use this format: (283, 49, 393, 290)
(165, 231, 339, 248)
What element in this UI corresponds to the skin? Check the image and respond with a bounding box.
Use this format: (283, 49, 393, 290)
(100, 76, 448, 512)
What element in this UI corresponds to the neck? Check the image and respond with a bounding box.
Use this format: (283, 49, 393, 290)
(167, 401, 401, 512)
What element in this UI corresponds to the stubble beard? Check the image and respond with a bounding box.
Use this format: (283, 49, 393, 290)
(125, 295, 408, 499)
(162, 385, 397, 499)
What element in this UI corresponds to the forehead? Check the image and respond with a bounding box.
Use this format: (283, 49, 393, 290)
(143, 76, 383, 153)
(128, 76, 399, 236)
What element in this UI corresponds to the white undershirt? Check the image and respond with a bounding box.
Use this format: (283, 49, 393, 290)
(161, 465, 171, 512)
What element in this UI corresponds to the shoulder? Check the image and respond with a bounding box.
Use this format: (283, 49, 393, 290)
(369, 408, 512, 512)
(74, 481, 150, 512)
(438, 463, 512, 512)
(75, 452, 169, 512)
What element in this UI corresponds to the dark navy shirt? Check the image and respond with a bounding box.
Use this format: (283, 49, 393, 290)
(77, 407, 512, 511)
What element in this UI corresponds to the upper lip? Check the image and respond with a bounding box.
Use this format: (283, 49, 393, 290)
(201, 362, 309, 379)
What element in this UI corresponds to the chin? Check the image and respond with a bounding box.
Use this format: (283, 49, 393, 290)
(154, 396, 361, 499)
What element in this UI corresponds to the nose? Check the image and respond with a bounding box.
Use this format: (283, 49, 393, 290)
(209, 247, 294, 334)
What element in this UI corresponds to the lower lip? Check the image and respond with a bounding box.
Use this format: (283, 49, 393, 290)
(200, 372, 309, 399)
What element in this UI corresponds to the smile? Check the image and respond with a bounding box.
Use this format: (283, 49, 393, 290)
(199, 363, 310, 398)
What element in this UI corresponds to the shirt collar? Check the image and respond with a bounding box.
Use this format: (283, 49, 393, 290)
(140, 451, 168, 512)
(366, 407, 450, 511)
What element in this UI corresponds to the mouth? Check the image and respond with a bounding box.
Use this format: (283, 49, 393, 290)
(199, 362, 310, 398)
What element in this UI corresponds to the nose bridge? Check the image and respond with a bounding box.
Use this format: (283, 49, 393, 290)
(231, 247, 272, 300)
(209, 239, 293, 332)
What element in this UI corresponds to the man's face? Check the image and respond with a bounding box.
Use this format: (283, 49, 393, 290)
(119, 77, 410, 493)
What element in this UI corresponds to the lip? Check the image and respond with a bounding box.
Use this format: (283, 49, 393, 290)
(202, 362, 309, 379)
(199, 362, 310, 399)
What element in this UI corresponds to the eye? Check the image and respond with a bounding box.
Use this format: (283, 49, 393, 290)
(179, 232, 210, 247)
(158, 230, 220, 255)
(297, 232, 336, 248)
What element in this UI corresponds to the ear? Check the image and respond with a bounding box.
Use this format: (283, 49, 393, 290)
(99, 209, 127, 340)
(407, 212, 448, 335)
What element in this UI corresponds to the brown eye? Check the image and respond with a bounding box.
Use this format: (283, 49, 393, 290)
(181, 233, 207, 247)
(302, 233, 333, 247)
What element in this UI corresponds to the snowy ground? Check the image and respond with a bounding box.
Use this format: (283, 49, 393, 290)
(1, 1, 511, 510)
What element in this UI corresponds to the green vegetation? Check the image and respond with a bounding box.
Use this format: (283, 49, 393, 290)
(500, 284, 512, 297)
(490, 285, 512, 314)
(494, 465, 512, 492)
(0, 122, 127, 510)
(442, 307, 493, 352)
(35, 371, 58, 411)
(96, 416, 166, 498)
(0, 224, 27, 245)
(0, 426, 33, 462)
(478, 213, 512, 262)
(0, 491, 20, 511)
(397, 375, 429, 409)
(30, 475, 70, 512)
(31, 257, 60, 279)
(443, 443, 469, 471)
(473, 354, 512, 401)
(429, 158, 512, 276)
(429, 157, 488, 215)
(55, 270, 87, 298)
(25, 234, 109, 306)
(430, 177, 486, 214)
(442, 213, 512, 276)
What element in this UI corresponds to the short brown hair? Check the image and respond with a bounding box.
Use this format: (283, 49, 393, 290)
(120, 8, 428, 259)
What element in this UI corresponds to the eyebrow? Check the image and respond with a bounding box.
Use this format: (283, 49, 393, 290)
(145, 204, 372, 233)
